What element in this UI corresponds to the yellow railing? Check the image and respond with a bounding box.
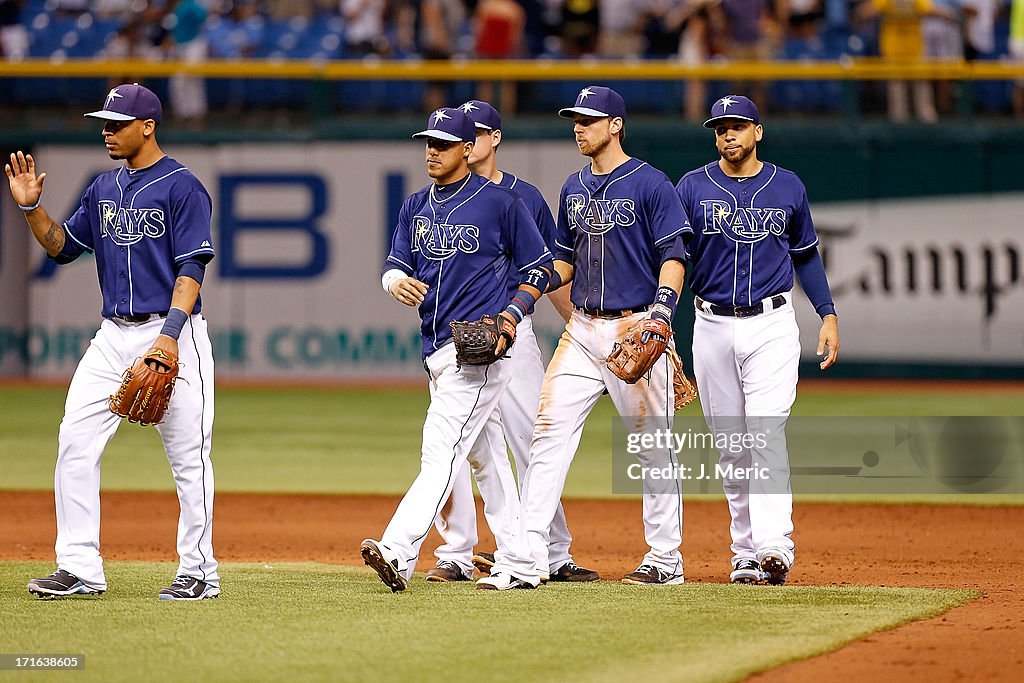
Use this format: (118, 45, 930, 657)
(2, 58, 1023, 80)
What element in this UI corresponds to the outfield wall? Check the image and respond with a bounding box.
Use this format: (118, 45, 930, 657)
(1, 134, 1022, 380)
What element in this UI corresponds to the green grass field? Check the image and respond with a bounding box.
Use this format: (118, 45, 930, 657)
(0, 561, 974, 683)
(0, 384, 1018, 681)
(2, 385, 1023, 497)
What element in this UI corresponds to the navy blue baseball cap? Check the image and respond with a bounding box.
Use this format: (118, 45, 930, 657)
(458, 100, 502, 130)
(703, 95, 760, 128)
(85, 83, 163, 123)
(558, 86, 626, 120)
(412, 108, 476, 143)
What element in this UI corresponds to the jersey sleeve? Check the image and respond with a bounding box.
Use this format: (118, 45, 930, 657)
(523, 184, 558, 253)
(787, 183, 819, 254)
(650, 177, 691, 247)
(384, 197, 415, 275)
(504, 197, 552, 272)
(552, 183, 574, 262)
(170, 183, 215, 263)
(57, 182, 97, 263)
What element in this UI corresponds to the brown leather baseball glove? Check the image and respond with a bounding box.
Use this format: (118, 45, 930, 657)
(109, 348, 179, 426)
(450, 314, 516, 367)
(666, 346, 698, 411)
(606, 317, 672, 384)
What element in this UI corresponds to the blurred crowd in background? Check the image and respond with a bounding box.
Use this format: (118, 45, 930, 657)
(1, 0, 1023, 123)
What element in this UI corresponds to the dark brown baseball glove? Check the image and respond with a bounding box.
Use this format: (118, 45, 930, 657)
(606, 318, 672, 384)
(109, 348, 179, 426)
(450, 314, 516, 367)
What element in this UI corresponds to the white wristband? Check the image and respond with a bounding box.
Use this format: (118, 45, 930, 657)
(18, 199, 41, 211)
(381, 268, 407, 293)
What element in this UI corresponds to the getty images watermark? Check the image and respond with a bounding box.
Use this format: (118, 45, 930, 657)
(624, 428, 771, 483)
(611, 416, 1024, 495)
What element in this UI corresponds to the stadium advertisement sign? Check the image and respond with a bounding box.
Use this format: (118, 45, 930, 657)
(1, 144, 1021, 379)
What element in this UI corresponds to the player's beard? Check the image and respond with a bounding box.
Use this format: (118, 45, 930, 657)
(579, 131, 611, 158)
(719, 141, 755, 165)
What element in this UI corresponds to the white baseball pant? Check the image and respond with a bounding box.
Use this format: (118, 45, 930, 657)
(380, 342, 538, 584)
(55, 315, 218, 590)
(432, 316, 576, 575)
(692, 293, 798, 569)
(519, 310, 684, 575)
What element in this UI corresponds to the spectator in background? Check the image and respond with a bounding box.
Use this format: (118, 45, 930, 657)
(207, 0, 265, 59)
(782, 0, 825, 40)
(1011, 0, 1024, 118)
(166, 0, 209, 125)
(719, 0, 779, 110)
(473, 0, 525, 110)
(858, 0, 957, 123)
(417, 0, 468, 110)
(559, 0, 601, 56)
(0, 0, 28, 61)
(342, 0, 391, 56)
(599, 0, 644, 57)
(960, 0, 998, 61)
(921, 0, 961, 114)
(640, 0, 722, 121)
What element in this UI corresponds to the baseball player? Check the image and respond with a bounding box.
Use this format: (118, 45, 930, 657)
(362, 107, 552, 591)
(424, 100, 599, 584)
(675, 95, 840, 585)
(518, 86, 690, 585)
(7, 84, 219, 600)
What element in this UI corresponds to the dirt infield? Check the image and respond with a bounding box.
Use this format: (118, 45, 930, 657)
(2, 491, 1021, 680)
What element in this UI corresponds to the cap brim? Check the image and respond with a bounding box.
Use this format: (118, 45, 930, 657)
(84, 110, 137, 121)
(558, 106, 612, 119)
(703, 115, 757, 128)
(412, 130, 466, 142)
(472, 122, 495, 130)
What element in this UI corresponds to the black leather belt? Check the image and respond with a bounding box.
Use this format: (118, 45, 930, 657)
(576, 305, 649, 319)
(113, 313, 167, 324)
(694, 295, 787, 318)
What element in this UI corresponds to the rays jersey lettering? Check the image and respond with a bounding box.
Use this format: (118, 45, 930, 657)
(98, 200, 167, 245)
(56, 156, 215, 318)
(410, 216, 480, 259)
(701, 200, 786, 242)
(385, 173, 552, 358)
(566, 195, 636, 234)
(553, 158, 689, 311)
(675, 161, 820, 307)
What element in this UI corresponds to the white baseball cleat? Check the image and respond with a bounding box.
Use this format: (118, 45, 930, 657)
(475, 572, 539, 590)
(27, 569, 105, 599)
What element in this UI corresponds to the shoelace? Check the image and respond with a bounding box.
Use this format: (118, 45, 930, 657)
(171, 576, 193, 588)
(634, 564, 660, 578)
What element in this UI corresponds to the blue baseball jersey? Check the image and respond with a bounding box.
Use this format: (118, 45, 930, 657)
(57, 156, 215, 317)
(553, 158, 689, 311)
(675, 161, 819, 307)
(385, 173, 552, 358)
(495, 172, 557, 251)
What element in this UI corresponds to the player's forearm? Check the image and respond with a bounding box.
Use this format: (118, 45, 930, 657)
(657, 258, 685, 295)
(23, 207, 65, 257)
(169, 274, 201, 314)
(546, 284, 573, 322)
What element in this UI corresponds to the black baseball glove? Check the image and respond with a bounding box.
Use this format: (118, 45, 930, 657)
(450, 314, 517, 367)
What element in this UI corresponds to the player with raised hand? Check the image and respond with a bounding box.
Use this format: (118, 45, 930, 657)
(518, 86, 691, 585)
(675, 95, 840, 585)
(361, 107, 552, 592)
(421, 100, 599, 585)
(7, 84, 220, 600)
